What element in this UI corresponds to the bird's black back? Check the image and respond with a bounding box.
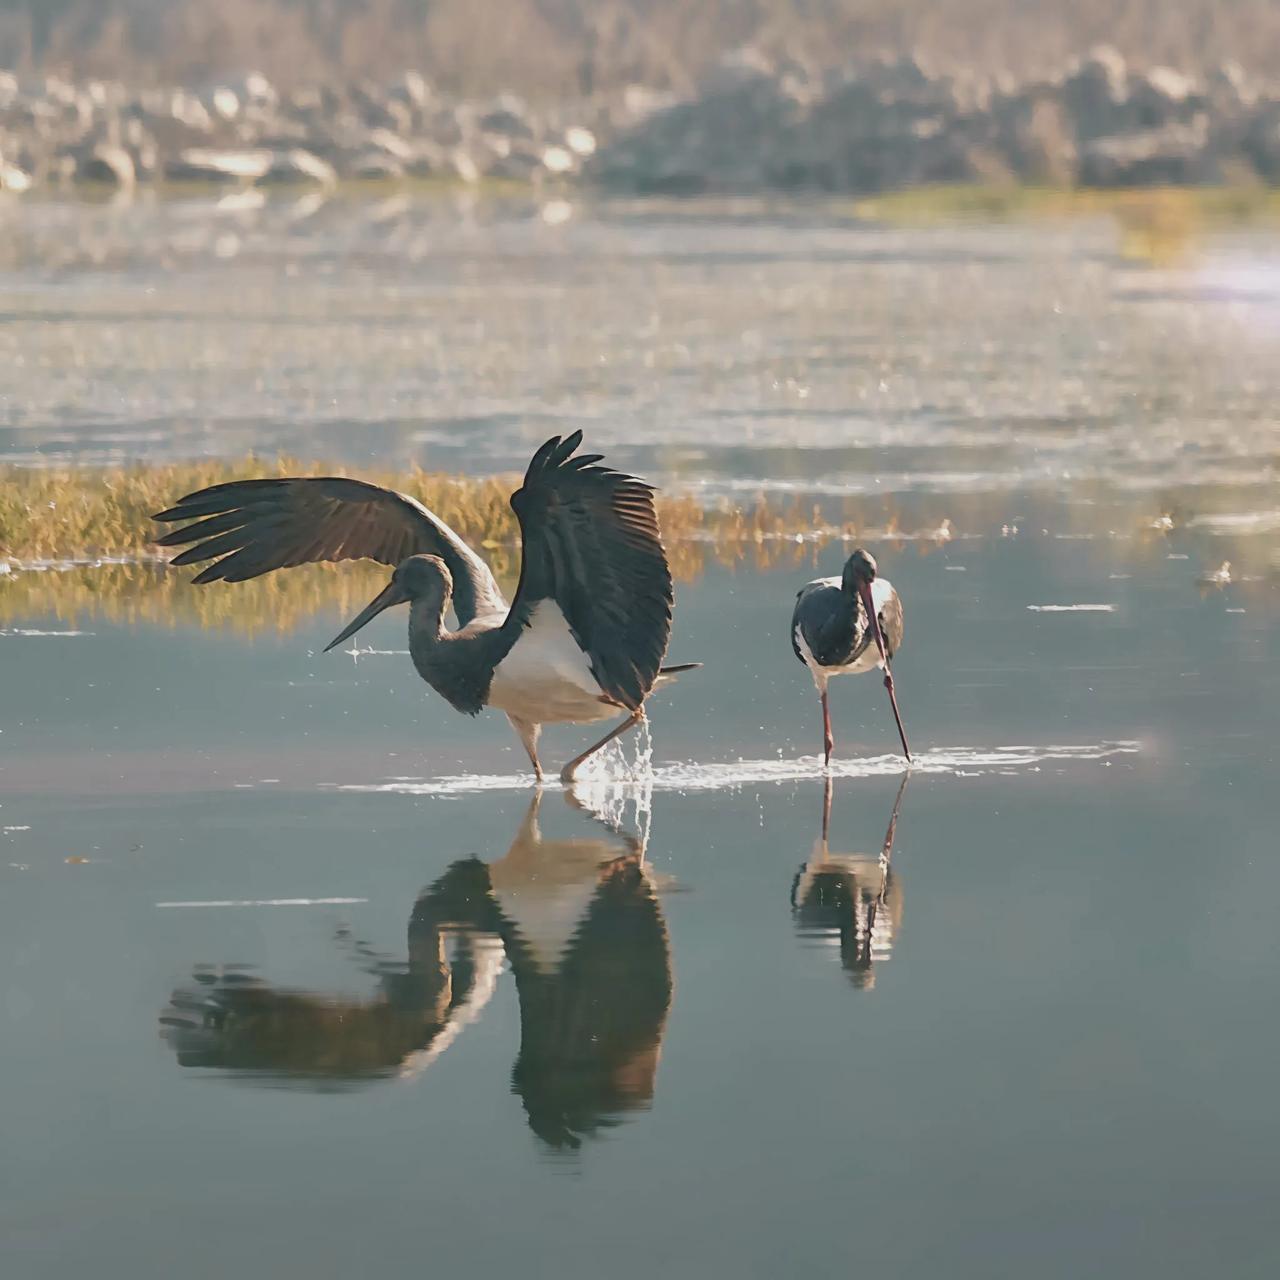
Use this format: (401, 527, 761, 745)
(792, 580, 866, 669)
(792, 577, 903, 671)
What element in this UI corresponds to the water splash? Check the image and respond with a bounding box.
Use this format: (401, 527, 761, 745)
(571, 771, 655, 852)
(335, 740, 1139, 797)
(1026, 604, 1116, 613)
(575, 716, 655, 784)
(0, 628, 95, 637)
(155, 896, 369, 909)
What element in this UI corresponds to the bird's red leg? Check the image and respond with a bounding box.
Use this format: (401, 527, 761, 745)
(507, 715, 544, 783)
(868, 772, 910, 937)
(821, 687, 835, 766)
(560, 711, 643, 784)
(880, 771, 909, 869)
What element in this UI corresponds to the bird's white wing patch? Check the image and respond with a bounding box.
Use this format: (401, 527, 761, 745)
(870, 576, 895, 614)
(487, 600, 612, 723)
(794, 622, 828, 692)
(798, 576, 842, 599)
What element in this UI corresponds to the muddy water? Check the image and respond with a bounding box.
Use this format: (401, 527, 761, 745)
(1, 195, 1278, 1278)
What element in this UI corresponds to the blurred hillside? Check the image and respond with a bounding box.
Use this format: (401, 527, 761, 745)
(2, 0, 1280, 98)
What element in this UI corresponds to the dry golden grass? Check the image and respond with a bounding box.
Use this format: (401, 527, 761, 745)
(0, 457, 935, 633)
(0, 457, 516, 564)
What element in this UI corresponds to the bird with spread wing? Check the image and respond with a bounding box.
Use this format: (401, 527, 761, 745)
(154, 432, 698, 781)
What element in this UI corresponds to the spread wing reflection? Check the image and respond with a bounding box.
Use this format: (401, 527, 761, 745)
(160, 790, 672, 1150)
(790, 774, 908, 990)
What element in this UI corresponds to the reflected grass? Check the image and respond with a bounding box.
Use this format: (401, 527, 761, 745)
(0, 537, 900, 636)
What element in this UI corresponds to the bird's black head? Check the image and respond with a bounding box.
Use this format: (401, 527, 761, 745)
(841, 548, 878, 595)
(393, 554, 453, 606)
(324, 555, 453, 653)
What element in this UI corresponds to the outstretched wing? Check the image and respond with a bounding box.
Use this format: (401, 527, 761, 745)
(153, 477, 505, 626)
(504, 432, 673, 710)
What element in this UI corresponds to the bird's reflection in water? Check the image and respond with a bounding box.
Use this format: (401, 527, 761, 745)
(160, 788, 672, 1150)
(790, 774, 909, 990)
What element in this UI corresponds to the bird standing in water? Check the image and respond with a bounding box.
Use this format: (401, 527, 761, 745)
(154, 431, 697, 782)
(791, 548, 909, 765)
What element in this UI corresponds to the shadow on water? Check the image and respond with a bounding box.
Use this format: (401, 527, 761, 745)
(791, 774, 908, 990)
(158, 788, 672, 1153)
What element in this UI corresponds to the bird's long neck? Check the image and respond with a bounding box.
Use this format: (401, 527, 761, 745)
(405, 594, 494, 717)
(840, 580, 870, 638)
(407, 596, 448, 677)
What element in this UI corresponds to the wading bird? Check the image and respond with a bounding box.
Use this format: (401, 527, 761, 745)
(154, 432, 697, 782)
(791, 548, 910, 765)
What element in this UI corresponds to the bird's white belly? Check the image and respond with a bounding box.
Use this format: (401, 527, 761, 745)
(828, 647, 884, 678)
(795, 621, 884, 688)
(487, 600, 615, 724)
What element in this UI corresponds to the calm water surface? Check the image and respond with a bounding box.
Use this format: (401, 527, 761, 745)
(2, 195, 1278, 1277)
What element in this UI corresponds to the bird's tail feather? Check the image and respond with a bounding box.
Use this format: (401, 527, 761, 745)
(659, 662, 701, 675)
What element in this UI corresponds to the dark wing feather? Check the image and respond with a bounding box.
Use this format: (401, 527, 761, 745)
(793, 581, 862, 669)
(504, 432, 673, 710)
(153, 477, 505, 626)
(792, 578, 902, 669)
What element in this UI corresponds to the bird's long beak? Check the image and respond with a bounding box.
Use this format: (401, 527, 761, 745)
(858, 581, 912, 763)
(324, 580, 410, 652)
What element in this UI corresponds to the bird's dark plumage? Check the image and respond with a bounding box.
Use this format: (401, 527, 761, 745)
(791, 579, 903, 671)
(792, 584, 860, 668)
(153, 433, 690, 780)
(504, 429, 673, 711)
(153, 476, 504, 626)
(790, 551, 909, 763)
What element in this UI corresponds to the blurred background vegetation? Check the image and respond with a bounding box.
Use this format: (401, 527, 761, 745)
(3, 0, 1280, 97)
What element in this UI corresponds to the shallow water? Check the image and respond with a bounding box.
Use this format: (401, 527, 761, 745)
(2, 195, 1279, 1277)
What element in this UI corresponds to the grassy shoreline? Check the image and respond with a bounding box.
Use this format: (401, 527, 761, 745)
(2, 456, 1272, 634)
(0, 456, 846, 566)
(0, 458, 881, 632)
